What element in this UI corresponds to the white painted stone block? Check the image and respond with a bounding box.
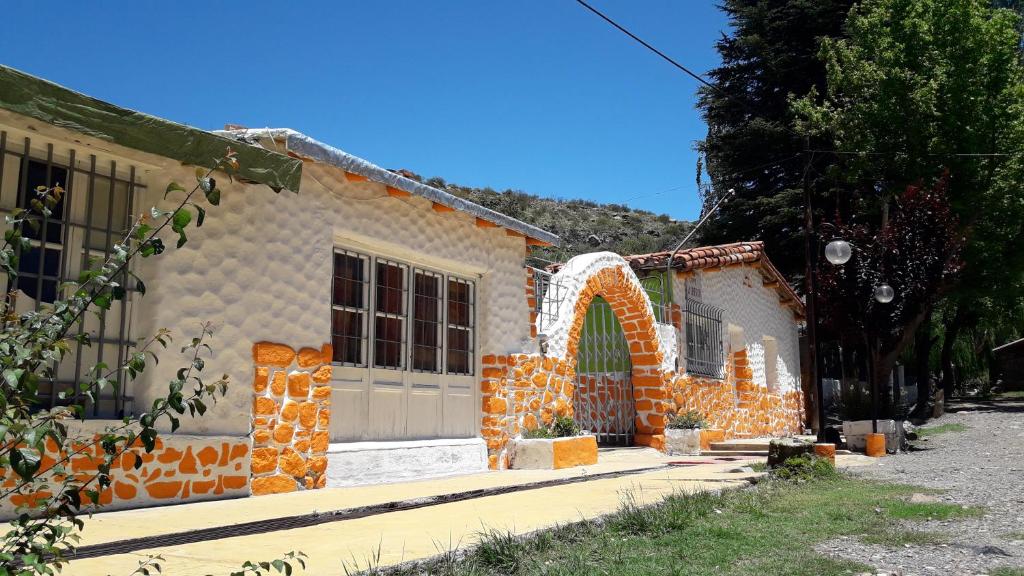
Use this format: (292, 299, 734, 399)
(324, 438, 488, 488)
(664, 428, 702, 456)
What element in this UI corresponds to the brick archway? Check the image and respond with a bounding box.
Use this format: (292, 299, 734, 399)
(542, 253, 673, 447)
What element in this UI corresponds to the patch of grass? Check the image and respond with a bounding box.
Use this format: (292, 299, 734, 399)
(749, 462, 768, 472)
(990, 567, 1024, 576)
(916, 423, 968, 437)
(884, 500, 983, 520)
(372, 470, 984, 576)
(997, 390, 1024, 400)
(1004, 531, 1024, 541)
(769, 455, 839, 482)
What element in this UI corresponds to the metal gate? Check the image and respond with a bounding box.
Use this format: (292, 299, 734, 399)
(573, 298, 635, 446)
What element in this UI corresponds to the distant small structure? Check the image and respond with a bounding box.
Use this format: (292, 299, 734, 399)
(993, 337, 1024, 391)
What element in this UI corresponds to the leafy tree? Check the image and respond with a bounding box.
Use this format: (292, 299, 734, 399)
(0, 149, 304, 575)
(794, 0, 1024, 405)
(696, 0, 855, 280)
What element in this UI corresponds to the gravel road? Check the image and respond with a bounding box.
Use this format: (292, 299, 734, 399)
(817, 397, 1024, 576)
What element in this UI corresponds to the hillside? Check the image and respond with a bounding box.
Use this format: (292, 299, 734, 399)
(396, 172, 694, 265)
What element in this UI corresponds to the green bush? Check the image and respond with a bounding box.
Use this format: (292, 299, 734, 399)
(771, 455, 838, 482)
(523, 415, 580, 439)
(666, 410, 707, 430)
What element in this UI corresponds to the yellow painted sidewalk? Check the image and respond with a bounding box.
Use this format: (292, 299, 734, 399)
(66, 450, 876, 575)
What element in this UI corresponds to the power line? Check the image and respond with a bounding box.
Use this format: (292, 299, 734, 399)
(573, 0, 803, 140)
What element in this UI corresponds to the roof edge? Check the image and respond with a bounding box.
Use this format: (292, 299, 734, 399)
(217, 128, 561, 247)
(0, 66, 302, 192)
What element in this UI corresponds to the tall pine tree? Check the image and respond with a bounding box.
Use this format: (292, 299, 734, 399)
(695, 0, 853, 281)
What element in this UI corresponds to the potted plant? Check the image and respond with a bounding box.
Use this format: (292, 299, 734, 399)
(665, 410, 706, 456)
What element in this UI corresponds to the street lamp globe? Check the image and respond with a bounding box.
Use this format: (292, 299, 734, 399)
(874, 283, 895, 304)
(824, 239, 852, 265)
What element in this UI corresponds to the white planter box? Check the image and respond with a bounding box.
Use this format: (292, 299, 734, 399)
(842, 420, 902, 453)
(665, 428, 702, 456)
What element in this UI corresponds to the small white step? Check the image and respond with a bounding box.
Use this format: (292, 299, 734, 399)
(324, 438, 488, 488)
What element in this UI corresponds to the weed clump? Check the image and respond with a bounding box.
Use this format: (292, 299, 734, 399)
(771, 455, 838, 482)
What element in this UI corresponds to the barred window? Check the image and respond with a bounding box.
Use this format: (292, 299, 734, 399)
(332, 247, 475, 376)
(331, 250, 368, 366)
(411, 270, 442, 372)
(374, 260, 407, 369)
(446, 278, 474, 375)
(1, 133, 142, 417)
(685, 299, 724, 379)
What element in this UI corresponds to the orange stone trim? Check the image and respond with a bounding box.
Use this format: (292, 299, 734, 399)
(432, 202, 455, 213)
(250, 342, 333, 495)
(344, 171, 369, 183)
(386, 186, 411, 198)
(476, 217, 499, 228)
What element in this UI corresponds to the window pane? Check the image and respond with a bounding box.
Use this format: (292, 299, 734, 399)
(18, 160, 68, 245)
(447, 328, 470, 375)
(375, 316, 404, 368)
(331, 309, 364, 365)
(333, 252, 365, 308)
(86, 177, 129, 251)
(412, 272, 440, 372)
(376, 262, 404, 315)
(447, 279, 471, 327)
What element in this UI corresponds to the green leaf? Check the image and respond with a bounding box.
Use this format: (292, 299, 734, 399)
(10, 447, 41, 482)
(206, 188, 221, 206)
(164, 182, 186, 198)
(171, 209, 192, 233)
(95, 292, 112, 311)
(195, 205, 206, 227)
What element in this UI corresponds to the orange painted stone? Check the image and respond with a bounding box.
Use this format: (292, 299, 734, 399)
(254, 396, 277, 415)
(865, 433, 886, 458)
(298, 402, 318, 429)
(308, 455, 328, 474)
(288, 372, 311, 397)
(552, 436, 598, 469)
(197, 446, 219, 466)
(251, 474, 296, 495)
(253, 429, 271, 445)
(253, 367, 269, 393)
(317, 408, 330, 428)
(273, 423, 295, 444)
(156, 447, 184, 464)
(483, 397, 507, 414)
(278, 448, 307, 477)
(113, 480, 137, 500)
(251, 447, 278, 474)
(223, 475, 247, 490)
(311, 385, 332, 401)
(145, 481, 183, 500)
(280, 401, 299, 422)
(297, 347, 323, 368)
(311, 431, 330, 453)
(178, 447, 198, 474)
(253, 342, 296, 367)
(192, 480, 216, 494)
(522, 413, 539, 431)
(270, 372, 287, 396)
(814, 443, 836, 464)
(311, 365, 333, 383)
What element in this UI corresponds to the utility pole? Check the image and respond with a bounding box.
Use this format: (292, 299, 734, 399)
(802, 145, 826, 443)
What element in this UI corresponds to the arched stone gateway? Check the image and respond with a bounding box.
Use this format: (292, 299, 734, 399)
(478, 252, 803, 470)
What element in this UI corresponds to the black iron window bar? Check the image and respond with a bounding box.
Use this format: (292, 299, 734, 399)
(0, 131, 143, 417)
(684, 298, 725, 380)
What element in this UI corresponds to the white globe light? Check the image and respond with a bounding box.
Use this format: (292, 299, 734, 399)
(824, 239, 852, 265)
(874, 283, 895, 304)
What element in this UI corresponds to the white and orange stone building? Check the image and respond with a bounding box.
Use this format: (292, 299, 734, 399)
(0, 66, 805, 514)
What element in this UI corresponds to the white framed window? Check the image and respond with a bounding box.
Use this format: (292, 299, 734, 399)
(411, 269, 442, 373)
(373, 258, 408, 370)
(446, 277, 475, 375)
(331, 247, 475, 376)
(0, 133, 143, 417)
(331, 250, 369, 366)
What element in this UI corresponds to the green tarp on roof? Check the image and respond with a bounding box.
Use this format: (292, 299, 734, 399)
(0, 66, 302, 192)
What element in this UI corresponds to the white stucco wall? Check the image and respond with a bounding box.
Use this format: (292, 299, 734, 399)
(134, 160, 532, 437)
(673, 267, 801, 392)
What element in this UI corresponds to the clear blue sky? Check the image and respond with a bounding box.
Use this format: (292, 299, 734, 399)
(1, 1, 728, 221)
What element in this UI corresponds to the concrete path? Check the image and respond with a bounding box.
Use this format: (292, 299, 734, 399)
(66, 448, 874, 575)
